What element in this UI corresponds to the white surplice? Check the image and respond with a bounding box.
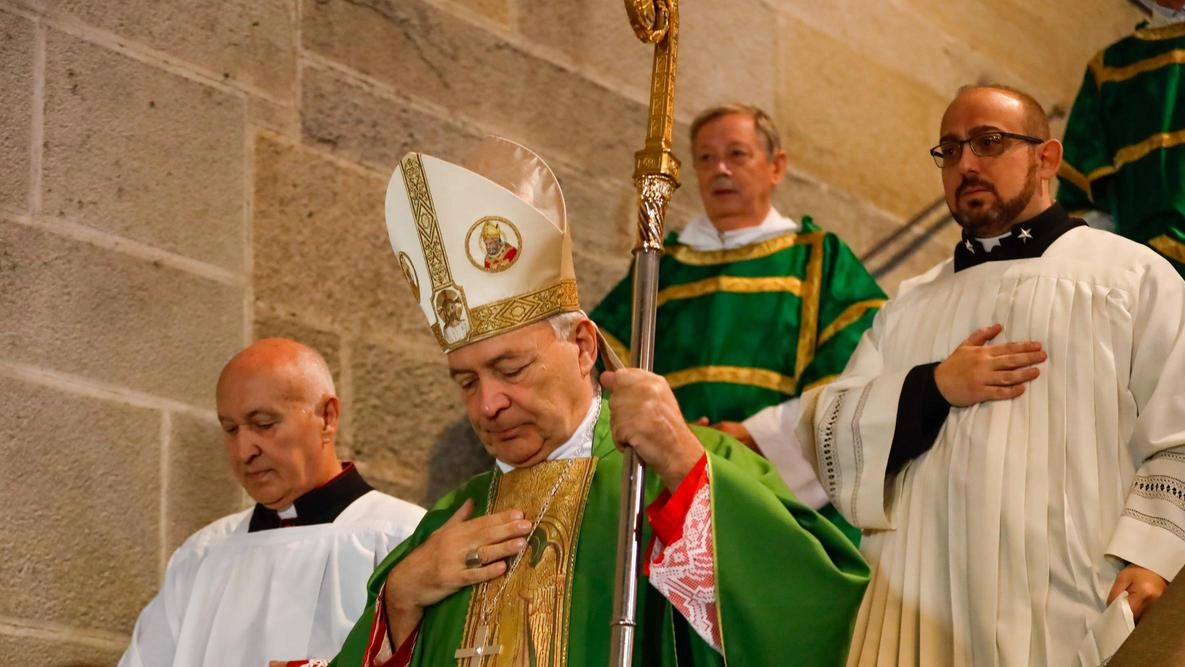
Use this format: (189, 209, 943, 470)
(119, 491, 424, 667)
(799, 226, 1185, 666)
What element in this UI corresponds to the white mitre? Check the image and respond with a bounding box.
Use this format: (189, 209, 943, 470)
(384, 137, 579, 352)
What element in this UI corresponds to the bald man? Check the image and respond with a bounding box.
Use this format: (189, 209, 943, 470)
(119, 338, 425, 667)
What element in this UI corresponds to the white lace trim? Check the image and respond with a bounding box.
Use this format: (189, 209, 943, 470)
(647, 484, 721, 651)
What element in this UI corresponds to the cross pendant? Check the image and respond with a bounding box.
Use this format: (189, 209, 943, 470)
(455, 624, 502, 666)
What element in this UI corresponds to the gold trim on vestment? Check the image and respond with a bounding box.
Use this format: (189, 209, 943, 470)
(1134, 21, 1185, 41)
(1062, 131, 1185, 192)
(1091, 48, 1185, 84)
(818, 299, 885, 347)
(1114, 130, 1185, 170)
(666, 231, 821, 266)
(468, 279, 580, 339)
(794, 233, 825, 380)
(655, 275, 803, 306)
(401, 154, 455, 293)
(1083, 164, 1117, 186)
(666, 365, 797, 395)
(401, 153, 475, 349)
(1058, 162, 1116, 202)
(1149, 234, 1185, 264)
(1087, 50, 1106, 85)
(653, 231, 826, 395)
(460, 457, 598, 667)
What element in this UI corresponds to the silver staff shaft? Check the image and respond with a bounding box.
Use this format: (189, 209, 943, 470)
(609, 3, 680, 663)
(608, 250, 661, 666)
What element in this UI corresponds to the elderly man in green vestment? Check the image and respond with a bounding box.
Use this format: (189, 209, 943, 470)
(295, 137, 869, 667)
(590, 104, 886, 543)
(1057, 0, 1185, 277)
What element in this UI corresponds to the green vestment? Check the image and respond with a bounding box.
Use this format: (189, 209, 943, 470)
(589, 219, 886, 542)
(328, 403, 869, 666)
(1057, 20, 1185, 276)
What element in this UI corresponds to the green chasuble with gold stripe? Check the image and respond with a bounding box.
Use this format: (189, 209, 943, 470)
(590, 218, 886, 430)
(327, 404, 869, 666)
(1057, 20, 1185, 276)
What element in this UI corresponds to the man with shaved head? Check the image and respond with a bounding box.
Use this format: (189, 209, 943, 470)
(119, 338, 424, 667)
(798, 85, 1185, 665)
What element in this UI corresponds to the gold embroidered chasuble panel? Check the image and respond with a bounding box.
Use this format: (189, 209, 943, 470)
(459, 457, 598, 667)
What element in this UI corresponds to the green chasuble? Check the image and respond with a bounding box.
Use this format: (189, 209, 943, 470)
(328, 403, 869, 666)
(1057, 20, 1185, 276)
(589, 218, 885, 423)
(589, 218, 885, 542)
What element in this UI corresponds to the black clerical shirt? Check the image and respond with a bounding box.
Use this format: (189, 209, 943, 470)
(247, 463, 374, 532)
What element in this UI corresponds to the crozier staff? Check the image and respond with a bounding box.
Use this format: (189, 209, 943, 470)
(309, 136, 869, 667)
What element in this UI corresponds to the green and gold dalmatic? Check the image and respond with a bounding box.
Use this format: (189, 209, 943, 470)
(456, 457, 597, 667)
(1058, 20, 1185, 276)
(327, 405, 870, 667)
(591, 219, 886, 425)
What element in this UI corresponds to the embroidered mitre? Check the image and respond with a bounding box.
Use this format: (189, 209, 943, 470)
(384, 137, 580, 352)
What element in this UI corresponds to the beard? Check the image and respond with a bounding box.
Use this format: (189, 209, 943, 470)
(951, 160, 1038, 237)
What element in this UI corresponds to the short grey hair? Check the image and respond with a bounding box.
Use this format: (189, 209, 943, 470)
(548, 310, 587, 340)
(690, 103, 783, 160)
(548, 311, 598, 389)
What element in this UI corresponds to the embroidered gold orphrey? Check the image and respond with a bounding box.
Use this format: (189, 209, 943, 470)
(459, 457, 597, 667)
(400, 153, 471, 348)
(468, 280, 579, 339)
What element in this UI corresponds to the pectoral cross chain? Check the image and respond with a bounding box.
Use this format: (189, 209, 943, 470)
(455, 624, 502, 666)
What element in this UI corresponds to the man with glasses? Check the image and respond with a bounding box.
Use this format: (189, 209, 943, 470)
(591, 103, 885, 544)
(1057, 0, 1185, 278)
(798, 85, 1185, 666)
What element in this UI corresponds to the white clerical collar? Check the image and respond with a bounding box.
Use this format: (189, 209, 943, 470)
(495, 392, 601, 473)
(675, 207, 800, 251)
(1138, 0, 1185, 25)
(975, 230, 1011, 253)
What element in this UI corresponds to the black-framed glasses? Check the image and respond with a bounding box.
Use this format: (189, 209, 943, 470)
(929, 131, 1044, 168)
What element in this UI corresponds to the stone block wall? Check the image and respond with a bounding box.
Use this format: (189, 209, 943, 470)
(0, 0, 1141, 659)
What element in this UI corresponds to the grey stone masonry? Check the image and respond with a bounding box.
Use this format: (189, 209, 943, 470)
(0, 0, 1142, 658)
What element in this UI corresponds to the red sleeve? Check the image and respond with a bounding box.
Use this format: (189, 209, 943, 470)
(364, 584, 421, 667)
(385, 622, 421, 667)
(644, 454, 708, 574)
(644, 457, 722, 651)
